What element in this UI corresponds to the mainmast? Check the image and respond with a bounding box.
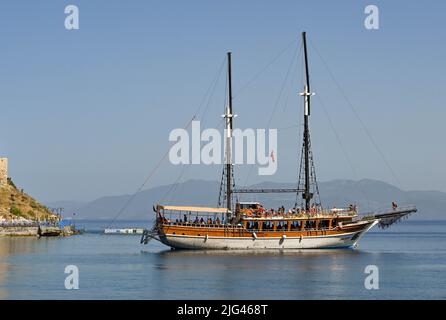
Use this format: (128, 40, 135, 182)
(225, 52, 234, 214)
(300, 32, 314, 212)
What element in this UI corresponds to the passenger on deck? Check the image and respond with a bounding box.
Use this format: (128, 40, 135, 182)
(216, 217, 220, 225)
(199, 217, 204, 224)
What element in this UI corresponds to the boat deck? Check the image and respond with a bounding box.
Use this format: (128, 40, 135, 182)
(241, 211, 357, 220)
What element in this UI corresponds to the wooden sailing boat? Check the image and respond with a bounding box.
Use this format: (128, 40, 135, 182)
(141, 32, 416, 250)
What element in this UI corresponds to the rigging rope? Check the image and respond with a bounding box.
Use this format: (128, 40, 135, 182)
(240, 42, 302, 190)
(105, 57, 226, 228)
(309, 38, 405, 191)
(233, 39, 298, 99)
(160, 59, 226, 203)
(105, 117, 195, 229)
(313, 89, 372, 208)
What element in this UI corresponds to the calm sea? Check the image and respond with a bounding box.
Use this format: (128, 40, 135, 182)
(0, 220, 445, 300)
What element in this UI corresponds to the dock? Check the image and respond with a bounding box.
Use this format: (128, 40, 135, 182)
(104, 228, 144, 235)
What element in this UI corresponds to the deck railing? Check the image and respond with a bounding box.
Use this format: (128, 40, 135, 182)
(160, 221, 341, 233)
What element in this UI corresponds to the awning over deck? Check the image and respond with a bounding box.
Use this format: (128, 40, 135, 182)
(158, 205, 230, 213)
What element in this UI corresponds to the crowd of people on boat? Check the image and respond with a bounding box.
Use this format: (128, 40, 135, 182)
(159, 214, 227, 227)
(246, 219, 332, 231)
(241, 203, 356, 218)
(159, 214, 334, 231)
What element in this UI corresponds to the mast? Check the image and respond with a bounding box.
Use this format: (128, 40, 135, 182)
(300, 31, 314, 212)
(225, 52, 234, 214)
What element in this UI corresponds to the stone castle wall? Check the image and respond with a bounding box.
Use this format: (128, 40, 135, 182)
(0, 158, 7, 188)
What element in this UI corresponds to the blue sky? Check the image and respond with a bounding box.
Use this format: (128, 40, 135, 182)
(0, 1, 445, 202)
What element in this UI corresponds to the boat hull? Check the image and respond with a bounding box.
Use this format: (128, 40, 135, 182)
(158, 220, 378, 250)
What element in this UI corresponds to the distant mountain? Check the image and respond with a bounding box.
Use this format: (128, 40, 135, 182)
(50, 179, 446, 221)
(66, 179, 222, 220)
(45, 200, 87, 214)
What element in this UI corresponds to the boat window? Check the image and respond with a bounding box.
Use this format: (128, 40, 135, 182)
(318, 220, 329, 229)
(305, 220, 316, 230)
(291, 221, 302, 230)
(246, 221, 259, 230)
(276, 221, 287, 231)
(240, 203, 259, 210)
(262, 221, 274, 230)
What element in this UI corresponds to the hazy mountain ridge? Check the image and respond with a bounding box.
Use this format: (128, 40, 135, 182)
(47, 179, 446, 220)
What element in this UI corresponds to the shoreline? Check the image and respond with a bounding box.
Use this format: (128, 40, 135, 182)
(0, 225, 79, 237)
(0, 226, 39, 237)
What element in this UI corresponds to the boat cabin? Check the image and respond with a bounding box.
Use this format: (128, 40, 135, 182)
(155, 203, 358, 233)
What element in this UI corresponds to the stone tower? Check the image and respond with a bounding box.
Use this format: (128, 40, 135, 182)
(0, 158, 8, 188)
